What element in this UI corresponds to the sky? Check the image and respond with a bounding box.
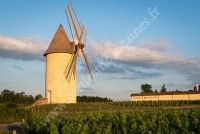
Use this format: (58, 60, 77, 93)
(0, 0, 200, 100)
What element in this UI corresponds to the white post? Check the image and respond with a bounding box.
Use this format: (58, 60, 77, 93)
(13, 130, 16, 134)
(196, 84, 199, 91)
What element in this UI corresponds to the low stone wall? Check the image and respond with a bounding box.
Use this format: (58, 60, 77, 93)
(130, 93, 200, 101)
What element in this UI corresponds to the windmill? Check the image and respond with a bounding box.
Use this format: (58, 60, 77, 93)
(64, 2, 93, 82)
(43, 2, 93, 104)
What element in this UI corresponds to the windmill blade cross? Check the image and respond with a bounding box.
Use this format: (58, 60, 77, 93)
(65, 2, 93, 82)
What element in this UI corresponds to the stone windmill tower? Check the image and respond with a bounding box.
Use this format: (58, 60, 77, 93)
(43, 3, 93, 104)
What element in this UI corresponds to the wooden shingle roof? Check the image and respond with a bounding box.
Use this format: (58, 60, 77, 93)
(43, 24, 74, 56)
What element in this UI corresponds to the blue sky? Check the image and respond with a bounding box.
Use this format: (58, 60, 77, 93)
(0, 0, 200, 100)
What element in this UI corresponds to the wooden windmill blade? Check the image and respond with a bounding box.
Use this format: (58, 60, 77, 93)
(64, 2, 81, 80)
(69, 1, 81, 27)
(66, 6, 77, 41)
(80, 28, 94, 81)
(64, 51, 80, 80)
(66, 4, 81, 42)
(68, 52, 78, 81)
(78, 25, 85, 45)
(64, 26, 84, 80)
(72, 48, 79, 79)
(64, 53, 73, 75)
(72, 26, 84, 77)
(81, 48, 93, 81)
(65, 8, 74, 41)
(65, 1, 93, 81)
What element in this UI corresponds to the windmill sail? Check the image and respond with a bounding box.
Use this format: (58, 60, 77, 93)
(64, 2, 93, 81)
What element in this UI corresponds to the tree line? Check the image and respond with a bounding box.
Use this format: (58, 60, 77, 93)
(0, 89, 113, 104)
(0, 89, 42, 104)
(139, 83, 197, 93)
(140, 84, 167, 93)
(77, 95, 113, 102)
(139, 83, 196, 93)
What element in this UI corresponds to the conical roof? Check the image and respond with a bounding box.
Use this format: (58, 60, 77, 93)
(43, 24, 73, 56)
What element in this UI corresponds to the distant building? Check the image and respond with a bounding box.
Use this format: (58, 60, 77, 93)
(194, 84, 200, 91)
(130, 91, 200, 101)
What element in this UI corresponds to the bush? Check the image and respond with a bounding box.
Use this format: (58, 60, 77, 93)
(22, 109, 200, 133)
(6, 102, 17, 108)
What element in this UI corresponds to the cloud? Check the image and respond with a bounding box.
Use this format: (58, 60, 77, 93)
(112, 71, 162, 80)
(92, 39, 171, 68)
(0, 35, 47, 60)
(2, 35, 198, 82)
(13, 65, 24, 71)
(77, 53, 163, 80)
(92, 39, 200, 82)
(78, 87, 95, 95)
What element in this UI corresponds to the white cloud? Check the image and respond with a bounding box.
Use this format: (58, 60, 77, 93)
(92, 39, 200, 82)
(0, 35, 199, 82)
(92, 40, 167, 65)
(0, 35, 47, 60)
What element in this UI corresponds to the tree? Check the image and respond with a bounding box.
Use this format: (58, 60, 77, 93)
(35, 94, 43, 101)
(194, 86, 197, 91)
(141, 84, 153, 93)
(77, 95, 113, 102)
(160, 84, 167, 93)
(155, 89, 158, 93)
(0, 89, 35, 104)
(1, 89, 15, 102)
